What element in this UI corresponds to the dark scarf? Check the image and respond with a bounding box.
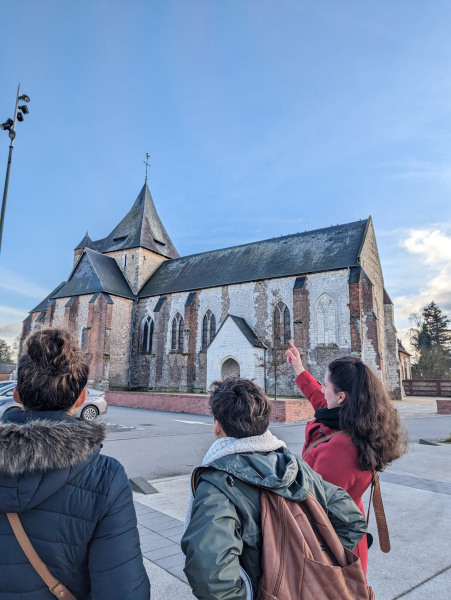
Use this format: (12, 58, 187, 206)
(314, 406, 342, 430)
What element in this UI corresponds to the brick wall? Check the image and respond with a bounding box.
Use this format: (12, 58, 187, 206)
(437, 400, 451, 414)
(106, 390, 314, 423)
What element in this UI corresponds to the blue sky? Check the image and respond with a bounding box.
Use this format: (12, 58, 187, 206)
(1, 0, 451, 348)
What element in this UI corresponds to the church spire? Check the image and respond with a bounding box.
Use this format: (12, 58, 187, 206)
(90, 182, 179, 259)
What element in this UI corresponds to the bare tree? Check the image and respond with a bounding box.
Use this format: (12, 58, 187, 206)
(257, 289, 291, 400)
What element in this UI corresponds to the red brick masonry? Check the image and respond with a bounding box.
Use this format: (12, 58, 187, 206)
(106, 391, 315, 423)
(436, 399, 451, 415)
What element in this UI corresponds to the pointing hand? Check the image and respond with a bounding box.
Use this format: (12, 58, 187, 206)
(286, 340, 305, 377)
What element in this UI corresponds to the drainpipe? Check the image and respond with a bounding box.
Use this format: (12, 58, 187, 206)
(264, 347, 267, 393)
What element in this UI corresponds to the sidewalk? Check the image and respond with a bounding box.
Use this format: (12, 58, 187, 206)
(135, 442, 451, 600)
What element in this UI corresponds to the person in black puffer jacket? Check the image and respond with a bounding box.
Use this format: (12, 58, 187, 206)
(0, 327, 150, 600)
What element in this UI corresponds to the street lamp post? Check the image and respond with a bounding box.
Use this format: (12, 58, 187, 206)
(0, 83, 31, 252)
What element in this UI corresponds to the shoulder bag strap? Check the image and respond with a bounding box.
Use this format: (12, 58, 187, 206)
(6, 513, 77, 600)
(302, 430, 347, 459)
(367, 472, 391, 553)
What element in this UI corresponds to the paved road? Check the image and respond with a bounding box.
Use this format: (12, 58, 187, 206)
(100, 406, 451, 479)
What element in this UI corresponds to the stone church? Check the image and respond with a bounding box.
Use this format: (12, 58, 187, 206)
(22, 182, 402, 398)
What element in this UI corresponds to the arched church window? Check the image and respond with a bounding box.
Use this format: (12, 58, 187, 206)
(202, 309, 217, 349)
(316, 294, 337, 345)
(141, 315, 154, 354)
(171, 313, 184, 351)
(273, 301, 291, 347)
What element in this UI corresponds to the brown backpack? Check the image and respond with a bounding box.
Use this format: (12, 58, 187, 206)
(257, 490, 375, 600)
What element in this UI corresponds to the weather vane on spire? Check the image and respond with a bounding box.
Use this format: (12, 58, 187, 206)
(143, 153, 150, 182)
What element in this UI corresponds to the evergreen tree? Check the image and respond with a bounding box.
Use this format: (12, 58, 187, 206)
(409, 302, 451, 379)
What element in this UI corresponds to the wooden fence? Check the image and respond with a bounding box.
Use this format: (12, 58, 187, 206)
(402, 379, 451, 397)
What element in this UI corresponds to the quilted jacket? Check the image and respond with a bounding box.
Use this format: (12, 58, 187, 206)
(0, 409, 150, 599)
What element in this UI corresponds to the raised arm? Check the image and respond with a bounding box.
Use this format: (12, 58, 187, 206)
(286, 341, 326, 410)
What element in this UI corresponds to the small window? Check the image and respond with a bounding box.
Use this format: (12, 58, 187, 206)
(171, 313, 184, 350)
(80, 327, 88, 352)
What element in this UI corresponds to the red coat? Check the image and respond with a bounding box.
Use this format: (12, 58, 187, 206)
(296, 370, 373, 574)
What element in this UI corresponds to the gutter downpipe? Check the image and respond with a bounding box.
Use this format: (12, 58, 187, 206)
(264, 347, 267, 393)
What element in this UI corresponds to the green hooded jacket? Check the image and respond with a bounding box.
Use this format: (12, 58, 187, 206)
(181, 447, 368, 600)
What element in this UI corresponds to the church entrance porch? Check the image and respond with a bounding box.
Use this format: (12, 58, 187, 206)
(221, 358, 240, 378)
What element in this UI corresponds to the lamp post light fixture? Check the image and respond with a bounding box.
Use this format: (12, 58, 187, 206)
(0, 83, 31, 251)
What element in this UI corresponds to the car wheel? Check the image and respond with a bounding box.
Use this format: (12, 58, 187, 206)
(80, 405, 99, 422)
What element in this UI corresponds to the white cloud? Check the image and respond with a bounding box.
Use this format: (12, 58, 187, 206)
(0, 266, 50, 300)
(0, 321, 22, 347)
(394, 228, 451, 331)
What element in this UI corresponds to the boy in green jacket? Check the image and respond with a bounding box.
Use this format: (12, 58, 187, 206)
(181, 377, 368, 600)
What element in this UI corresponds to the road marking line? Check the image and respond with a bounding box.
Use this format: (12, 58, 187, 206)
(172, 419, 213, 426)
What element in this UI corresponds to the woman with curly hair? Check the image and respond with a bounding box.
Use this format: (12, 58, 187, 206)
(286, 340, 407, 574)
(0, 327, 150, 599)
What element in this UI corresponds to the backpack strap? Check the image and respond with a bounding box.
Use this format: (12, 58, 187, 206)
(6, 513, 77, 599)
(367, 472, 391, 553)
(302, 430, 347, 459)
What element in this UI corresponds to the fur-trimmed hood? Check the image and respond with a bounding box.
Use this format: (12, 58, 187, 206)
(0, 411, 106, 513)
(0, 418, 106, 476)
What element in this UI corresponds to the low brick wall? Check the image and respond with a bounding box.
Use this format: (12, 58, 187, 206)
(106, 391, 314, 423)
(403, 379, 451, 397)
(437, 399, 451, 415)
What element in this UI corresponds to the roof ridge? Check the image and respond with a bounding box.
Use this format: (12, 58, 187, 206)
(158, 218, 370, 265)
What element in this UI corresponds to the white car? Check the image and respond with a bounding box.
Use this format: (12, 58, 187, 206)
(0, 384, 107, 421)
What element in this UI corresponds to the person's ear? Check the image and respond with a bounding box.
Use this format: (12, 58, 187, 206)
(214, 419, 226, 439)
(74, 388, 88, 409)
(13, 387, 23, 406)
(337, 392, 347, 405)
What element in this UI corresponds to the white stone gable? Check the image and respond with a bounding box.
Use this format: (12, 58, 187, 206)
(206, 316, 265, 390)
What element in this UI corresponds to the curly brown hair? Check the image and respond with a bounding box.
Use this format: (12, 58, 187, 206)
(209, 377, 271, 438)
(17, 327, 89, 412)
(328, 356, 408, 471)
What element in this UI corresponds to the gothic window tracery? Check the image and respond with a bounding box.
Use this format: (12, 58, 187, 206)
(273, 301, 291, 347)
(202, 309, 216, 349)
(316, 294, 337, 346)
(171, 313, 184, 351)
(141, 315, 154, 354)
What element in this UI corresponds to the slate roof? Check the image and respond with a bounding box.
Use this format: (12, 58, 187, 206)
(74, 232, 93, 250)
(30, 282, 66, 313)
(0, 363, 16, 375)
(229, 316, 266, 349)
(139, 218, 370, 298)
(89, 182, 179, 258)
(52, 248, 134, 300)
(208, 314, 266, 350)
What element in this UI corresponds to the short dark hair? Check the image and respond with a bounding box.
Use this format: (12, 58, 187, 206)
(209, 377, 271, 438)
(17, 327, 90, 412)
